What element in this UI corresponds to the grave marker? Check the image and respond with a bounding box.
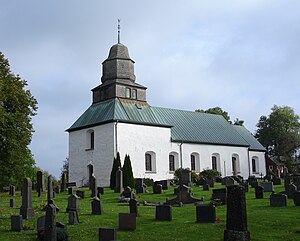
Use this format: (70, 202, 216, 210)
(20, 178, 34, 219)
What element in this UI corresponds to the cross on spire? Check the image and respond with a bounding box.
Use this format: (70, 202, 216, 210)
(118, 19, 121, 44)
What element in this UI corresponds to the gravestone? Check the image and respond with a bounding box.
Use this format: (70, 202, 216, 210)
(129, 199, 138, 216)
(255, 186, 264, 199)
(119, 213, 136, 231)
(122, 186, 134, 199)
(273, 177, 281, 185)
(92, 197, 103, 215)
(241, 182, 249, 192)
(261, 182, 274, 192)
(212, 188, 227, 204)
(36, 171, 45, 196)
(11, 215, 23, 232)
(37, 216, 45, 240)
(180, 169, 192, 187)
(206, 178, 215, 188)
(97, 187, 104, 195)
(196, 205, 216, 223)
(91, 175, 97, 197)
(10, 185, 16, 196)
(10, 198, 16, 208)
(54, 185, 60, 194)
(114, 168, 123, 193)
(61, 172, 67, 192)
(135, 178, 145, 194)
(223, 177, 237, 187)
(47, 175, 54, 201)
(294, 191, 300, 206)
(203, 184, 209, 191)
(155, 180, 170, 190)
(287, 184, 297, 199)
(68, 187, 73, 195)
(284, 174, 291, 190)
(99, 228, 117, 241)
(20, 178, 34, 219)
(155, 205, 172, 221)
(44, 204, 56, 241)
(153, 184, 163, 194)
(270, 193, 288, 207)
(76, 190, 85, 199)
(69, 211, 79, 225)
(66, 194, 80, 212)
(224, 185, 250, 241)
(247, 176, 258, 188)
(166, 185, 203, 205)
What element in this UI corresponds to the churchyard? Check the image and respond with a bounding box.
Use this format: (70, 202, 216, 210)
(0, 177, 299, 241)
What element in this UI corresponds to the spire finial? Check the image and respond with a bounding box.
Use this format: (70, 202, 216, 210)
(118, 19, 121, 44)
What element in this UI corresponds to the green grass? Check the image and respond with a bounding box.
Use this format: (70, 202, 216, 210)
(0, 182, 299, 241)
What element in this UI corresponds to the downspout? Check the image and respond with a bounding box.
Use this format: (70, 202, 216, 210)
(179, 141, 183, 168)
(247, 148, 251, 177)
(115, 120, 119, 156)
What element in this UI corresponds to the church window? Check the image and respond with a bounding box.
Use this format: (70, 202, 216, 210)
(132, 89, 137, 99)
(145, 154, 152, 171)
(169, 155, 175, 172)
(252, 156, 259, 173)
(86, 129, 95, 150)
(191, 154, 196, 171)
(232, 154, 240, 175)
(125, 88, 131, 98)
(212, 156, 217, 170)
(145, 151, 156, 172)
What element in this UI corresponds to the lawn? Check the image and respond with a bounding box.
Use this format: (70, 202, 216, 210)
(0, 182, 299, 241)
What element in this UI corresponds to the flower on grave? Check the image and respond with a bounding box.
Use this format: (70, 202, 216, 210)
(215, 217, 221, 223)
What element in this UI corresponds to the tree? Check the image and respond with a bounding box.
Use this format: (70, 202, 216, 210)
(255, 105, 300, 172)
(0, 52, 38, 187)
(109, 152, 121, 189)
(122, 154, 134, 188)
(60, 157, 69, 183)
(195, 106, 244, 126)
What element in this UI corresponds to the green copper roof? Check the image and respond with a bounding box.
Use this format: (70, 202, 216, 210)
(67, 98, 265, 150)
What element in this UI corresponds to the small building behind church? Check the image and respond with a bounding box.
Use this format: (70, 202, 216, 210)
(67, 40, 266, 187)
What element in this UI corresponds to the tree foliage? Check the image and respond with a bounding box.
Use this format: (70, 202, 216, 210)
(255, 105, 300, 171)
(122, 154, 135, 188)
(109, 152, 121, 189)
(196, 106, 244, 126)
(0, 52, 38, 187)
(60, 157, 69, 183)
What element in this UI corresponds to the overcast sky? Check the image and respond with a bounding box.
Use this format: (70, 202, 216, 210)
(1, 1, 300, 179)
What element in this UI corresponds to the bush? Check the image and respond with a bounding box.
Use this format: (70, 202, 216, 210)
(174, 168, 190, 181)
(199, 169, 221, 179)
(143, 178, 153, 187)
(123, 154, 135, 188)
(109, 152, 121, 189)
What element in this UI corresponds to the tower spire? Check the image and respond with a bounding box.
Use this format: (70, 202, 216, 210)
(118, 19, 121, 44)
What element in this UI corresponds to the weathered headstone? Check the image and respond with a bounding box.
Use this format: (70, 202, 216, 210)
(203, 184, 209, 191)
(54, 185, 60, 194)
(180, 169, 192, 186)
(10, 198, 16, 208)
(212, 188, 227, 204)
(261, 182, 274, 192)
(91, 175, 97, 197)
(61, 172, 67, 192)
(20, 178, 34, 219)
(294, 191, 300, 206)
(196, 205, 216, 223)
(92, 197, 103, 215)
(206, 178, 215, 188)
(247, 176, 258, 188)
(76, 190, 85, 199)
(11, 215, 23, 232)
(129, 199, 138, 216)
(9, 185, 16, 196)
(99, 228, 117, 241)
(47, 175, 54, 201)
(153, 184, 163, 194)
(223, 177, 237, 187)
(166, 185, 203, 205)
(68, 187, 73, 195)
(114, 168, 123, 193)
(36, 171, 45, 195)
(69, 211, 79, 225)
(224, 185, 250, 241)
(155, 180, 170, 190)
(122, 186, 134, 199)
(241, 182, 249, 192)
(66, 194, 80, 212)
(119, 213, 136, 231)
(255, 186, 264, 199)
(135, 178, 145, 194)
(37, 216, 45, 233)
(270, 193, 288, 207)
(286, 184, 297, 199)
(44, 204, 57, 241)
(156, 205, 172, 221)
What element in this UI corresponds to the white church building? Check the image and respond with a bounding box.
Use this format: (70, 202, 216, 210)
(67, 40, 266, 187)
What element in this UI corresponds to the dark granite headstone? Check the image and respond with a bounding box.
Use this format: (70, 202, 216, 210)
(223, 177, 237, 187)
(99, 228, 117, 241)
(155, 205, 172, 221)
(135, 178, 145, 194)
(47, 175, 54, 201)
(11, 215, 23, 232)
(76, 190, 85, 199)
(224, 185, 250, 241)
(122, 186, 133, 199)
(69, 211, 79, 225)
(61, 172, 67, 192)
(155, 180, 170, 190)
(270, 193, 288, 207)
(36, 171, 45, 195)
(255, 186, 264, 199)
(203, 184, 209, 191)
(241, 182, 249, 192)
(119, 213, 136, 231)
(92, 197, 103, 215)
(10, 198, 16, 208)
(68, 187, 73, 195)
(206, 178, 215, 188)
(166, 185, 203, 205)
(261, 182, 274, 192)
(294, 191, 300, 206)
(44, 204, 56, 241)
(66, 194, 80, 212)
(114, 168, 123, 193)
(212, 188, 227, 204)
(273, 177, 281, 185)
(20, 178, 34, 219)
(180, 169, 192, 187)
(91, 175, 97, 197)
(247, 176, 258, 188)
(9, 185, 16, 196)
(196, 205, 216, 223)
(153, 184, 163, 194)
(129, 199, 138, 216)
(287, 184, 297, 199)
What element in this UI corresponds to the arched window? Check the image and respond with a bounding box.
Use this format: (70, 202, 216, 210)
(125, 88, 131, 98)
(190, 152, 200, 172)
(212, 156, 217, 170)
(252, 156, 259, 173)
(191, 154, 196, 171)
(145, 151, 156, 172)
(86, 129, 95, 150)
(212, 153, 220, 172)
(169, 152, 179, 172)
(132, 89, 137, 99)
(232, 154, 240, 175)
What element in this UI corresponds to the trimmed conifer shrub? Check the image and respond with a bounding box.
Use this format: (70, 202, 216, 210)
(109, 152, 121, 189)
(122, 154, 135, 188)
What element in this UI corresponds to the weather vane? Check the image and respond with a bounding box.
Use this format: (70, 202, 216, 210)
(118, 19, 121, 44)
